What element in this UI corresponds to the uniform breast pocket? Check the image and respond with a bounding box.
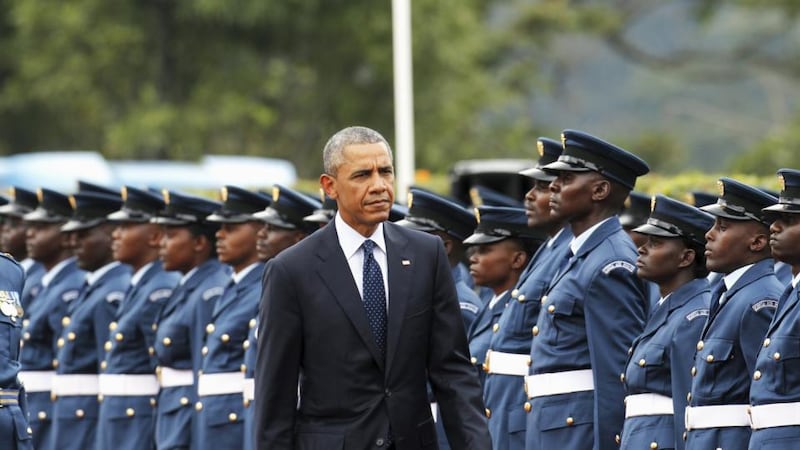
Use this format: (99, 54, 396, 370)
(769, 336, 800, 395)
(539, 296, 580, 346)
(694, 339, 735, 398)
(627, 344, 667, 392)
(510, 282, 546, 337)
(0, 317, 19, 361)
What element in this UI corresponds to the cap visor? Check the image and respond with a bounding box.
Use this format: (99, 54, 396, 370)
(632, 223, 681, 238)
(151, 216, 191, 226)
(23, 209, 63, 223)
(463, 232, 505, 245)
(395, 218, 437, 233)
(700, 204, 749, 221)
(205, 212, 255, 223)
(519, 167, 556, 181)
(106, 210, 149, 223)
(0, 205, 28, 217)
(303, 212, 332, 223)
(61, 218, 104, 232)
(763, 203, 800, 214)
(541, 160, 591, 173)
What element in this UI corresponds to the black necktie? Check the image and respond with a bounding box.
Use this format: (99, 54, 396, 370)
(362, 240, 387, 357)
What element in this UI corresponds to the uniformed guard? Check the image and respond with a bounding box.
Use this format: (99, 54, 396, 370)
(684, 178, 782, 450)
(464, 206, 542, 390)
(19, 188, 87, 450)
(0, 187, 45, 309)
(0, 250, 31, 450)
(151, 190, 228, 450)
(52, 190, 130, 450)
(195, 186, 270, 450)
(482, 137, 568, 450)
(619, 195, 714, 450)
(96, 186, 180, 450)
(748, 168, 800, 449)
(242, 184, 320, 450)
(526, 129, 650, 450)
(302, 188, 337, 228)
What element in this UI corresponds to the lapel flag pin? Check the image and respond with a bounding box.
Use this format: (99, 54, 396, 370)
(401, 260, 411, 266)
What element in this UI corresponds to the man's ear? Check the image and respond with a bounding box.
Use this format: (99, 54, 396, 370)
(678, 247, 695, 269)
(749, 231, 769, 253)
(591, 178, 611, 202)
(320, 174, 337, 200)
(148, 224, 165, 249)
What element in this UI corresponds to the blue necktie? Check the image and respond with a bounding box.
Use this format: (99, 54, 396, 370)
(362, 240, 387, 357)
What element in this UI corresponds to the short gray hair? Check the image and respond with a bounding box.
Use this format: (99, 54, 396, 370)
(322, 126, 393, 176)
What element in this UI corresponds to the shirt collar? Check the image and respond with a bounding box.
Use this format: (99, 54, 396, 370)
(233, 262, 260, 284)
(792, 271, 800, 289)
(180, 266, 200, 286)
(20, 258, 35, 272)
(570, 217, 613, 255)
(723, 263, 755, 291)
(547, 227, 566, 248)
(334, 212, 386, 260)
(131, 261, 155, 287)
(41, 257, 76, 288)
(87, 261, 122, 286)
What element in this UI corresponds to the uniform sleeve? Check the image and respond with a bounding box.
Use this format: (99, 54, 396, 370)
(254, 259, 302, 449)
(739, 299, 776, 375)
(426, 242, 491, 449)
(584, 262, 647, 450)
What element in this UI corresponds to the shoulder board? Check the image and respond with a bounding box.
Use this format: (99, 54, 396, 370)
(601, 260, 635, 275)
(686, 309, 709, 321)
(203, 286, 225, 301)
(752, 299, 778, 312)
(149, 288, 173, 302)
(106, 291, 126, 303)
(459, 302, 479, 315)
(61, 289, 80, 302)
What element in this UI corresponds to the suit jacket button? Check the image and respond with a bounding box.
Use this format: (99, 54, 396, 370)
(384, 389, 392, 398)
(375, 438, 385, 446)
(485, 408, 491, 418)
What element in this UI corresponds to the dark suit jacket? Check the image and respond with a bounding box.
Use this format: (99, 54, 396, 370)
(255, 221, 490, 450)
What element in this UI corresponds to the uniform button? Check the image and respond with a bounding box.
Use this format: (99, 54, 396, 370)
(50, 392, 57, 401)
(38, 411, 47, 420)
(243, 340, 250, 350)
(52, 359, 58, 369)
(75, 409, 84, 418)
(148, 347, 155, 356)
(682, 431, 687, 441)
(104, 341, 112, 351)
(221, 333, 230, 343)
(482, 363, 489, 373)
(202, 346, 208, 356)
(195, 402, 203, 411)
(524, 402, 531, 413)
(180, 397, 189, 406)
(97, 394, 104, 402)
(249, 318, 257, 328)
(228, 412, 237, 422)
(109, 321, 117, 331)
(22, 319, 30, 327)
(615, 434, 621, 444)
(619, 373, 625, 382)
(511, 289, 519, 297)
(706, 355, 714, 363)
(566, 417, 574, 426)
(67, 332, 76, 341)
(686, 392, 692, 402)
(115, 332, 124, 342)
(540, 295, 547, 304)
(57, 337, 65, 348)
(151, 323, 157, 332)
(650, 442, 658, 449)
(470, 357, 477, 365)
(27, 427, 32, 435)
(23, 332, 30, 340)
(517, 294, 526, 302)
(206, 323, 215, 334)
(243, 399, 251, 408)
(754, 370, 762, 381)
(100, 361, 107, 370)
(485, 408, 491, 418)
(527, 357, 532, 367)
(696, 341, 704, 351)
(62, 316, 71, 326)
(492, 323, 499, 332)
(547, 305, 555, 314)
(162, 337, 172, 346)
(774, 352, 781, 361)
(638, 359, 646, 367)
(126, 408, 135, 417)
(241, 364, 247, 373)
(150, 398, 157, 407)
(532, 326, 539, 336)
(763, 338, 771, 347)
(691, 366, 697, 376)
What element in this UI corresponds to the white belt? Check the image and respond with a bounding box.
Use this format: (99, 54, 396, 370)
(51, 374, 99, 396)
(749, 402, 800, 430)
(524, 369, 594, 399)
(243, 378, 254, 401)
(624, 393, 674, 418)
(484, 350, 530, 376)
(685, 404, 750, 430)
(98, 374, 160, 396)
(18, 371, 55, 393)
(431, 403, 438, 423)
(158, 367, 193, 388)
(197, 372, 244, 397)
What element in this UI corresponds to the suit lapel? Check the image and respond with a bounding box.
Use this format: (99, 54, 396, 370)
(316, 225, 385, 371)
(384, 224, 411, 374)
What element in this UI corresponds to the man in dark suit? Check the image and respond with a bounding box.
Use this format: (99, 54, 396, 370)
(255, 126, 491, 450)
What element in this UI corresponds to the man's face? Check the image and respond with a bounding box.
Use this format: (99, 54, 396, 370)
(74, 223, 114, 271)
(704, 217, 762, 273)
(548, 170, 600, 222)
(26, 222, 65, 265)
(321, 142, 394, 236)
(1, 216, 29, 259)
(216, 221, 261, 272)
(160, 226, 199, 273)
(769, 213, 800, 266)
(256, 223, 304, 261)
(112, 222, 161, 266)
(524, 179, 556, 228)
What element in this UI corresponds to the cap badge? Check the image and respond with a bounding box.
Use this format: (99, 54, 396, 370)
(474, 207, 481, 224)
(407, 192, 413, 208)
(220, 187, 228, 202)
(120, 186, 128, 202)
(650, 195, 657, 212)
(68, 195, 77, 210)
(778, 174, 785, 192)
(162, 189, 170, 205)
(272, 186, 280, 203)
(717, 180, 724, 197)
(537, 141, 544, 157)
